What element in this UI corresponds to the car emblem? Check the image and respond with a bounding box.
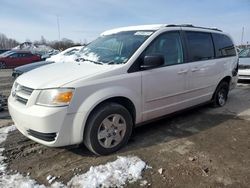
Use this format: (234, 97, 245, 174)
(12, 90, 16, 97)
(12, 88, 20, 98)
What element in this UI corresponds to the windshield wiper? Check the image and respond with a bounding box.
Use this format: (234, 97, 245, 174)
(76, 58, 103, 65)
(107, 61, 123, 65)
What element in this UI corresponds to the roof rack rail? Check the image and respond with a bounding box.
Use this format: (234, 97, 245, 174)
(166, 24, 222, 32)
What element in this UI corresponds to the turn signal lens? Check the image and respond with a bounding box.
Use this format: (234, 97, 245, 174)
(53, 91, 73, 103)
(36, 88, 74, 107)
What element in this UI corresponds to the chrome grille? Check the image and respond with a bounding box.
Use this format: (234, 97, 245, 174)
(239, 64, 250, 69)
(13, 84, 34, 105)
(20, 85, 33, 95)
(16, 95, 28, 104)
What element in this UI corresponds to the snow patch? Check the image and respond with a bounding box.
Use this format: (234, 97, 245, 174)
(0, 173, 46, 188)
(46, 46, 82, 63)
(0, 125, 46, 188)
(0, 125, 16, 145)
(68, 156, 146, 188)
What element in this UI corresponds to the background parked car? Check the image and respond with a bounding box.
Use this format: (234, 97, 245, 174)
(12, 46, 84, 78)
(46, 46, 83, 62)
(0, 50, 41, 69)
(0, 49, 10, 54)
(12, 60, 54, 78)
(238, 48, 250, 80)
(41, 50, 60, 60)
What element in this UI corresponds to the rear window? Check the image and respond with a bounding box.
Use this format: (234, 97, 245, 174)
(212, 33, 236, 58)
(186, 31, 214, 62)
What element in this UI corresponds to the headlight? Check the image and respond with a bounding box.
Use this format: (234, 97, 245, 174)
(11, 82, 19, 96)
(36, 88, 74, 107)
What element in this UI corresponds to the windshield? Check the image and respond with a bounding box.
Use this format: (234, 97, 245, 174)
(239, 48, 250, 58)
(0, 51, 14, 57)
(78, 31, 153, 64)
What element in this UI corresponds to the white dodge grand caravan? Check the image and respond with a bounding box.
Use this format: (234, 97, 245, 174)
(8, 24, 238, 155)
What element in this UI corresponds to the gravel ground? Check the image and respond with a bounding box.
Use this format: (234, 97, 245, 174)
(0, 69, 250, 187)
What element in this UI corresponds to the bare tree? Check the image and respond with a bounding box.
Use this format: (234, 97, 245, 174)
(0, 33, 19, 49)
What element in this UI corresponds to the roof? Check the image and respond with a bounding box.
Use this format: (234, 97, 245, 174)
(101, 24, 222, 36)
(101, 24, 167, 35)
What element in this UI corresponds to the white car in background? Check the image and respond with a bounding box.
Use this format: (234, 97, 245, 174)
(238, 48, 250, 80)
(46, 46, 83, 63)
(12, 46, 84, 78)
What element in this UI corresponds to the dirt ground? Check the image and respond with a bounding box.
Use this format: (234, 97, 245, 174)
(1, 69, 250, 187)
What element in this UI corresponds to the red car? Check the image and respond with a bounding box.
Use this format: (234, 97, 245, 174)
(0, 51, 41, 69)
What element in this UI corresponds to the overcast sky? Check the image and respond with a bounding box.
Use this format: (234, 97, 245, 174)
(0, 0, 249, 44)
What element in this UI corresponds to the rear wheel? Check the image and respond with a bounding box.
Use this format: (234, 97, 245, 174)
(84, 103, 133, 155)
(0, 62, 6, 69)
(213, 82, 229, 107)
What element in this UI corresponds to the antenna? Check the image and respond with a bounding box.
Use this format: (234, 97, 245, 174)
(57, 15, 61, 41)
(241, 27, 244, 46)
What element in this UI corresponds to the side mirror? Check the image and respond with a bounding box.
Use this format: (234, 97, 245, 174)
(140, 55, 164, 70)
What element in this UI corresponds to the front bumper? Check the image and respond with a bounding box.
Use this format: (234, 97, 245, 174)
(8, 95, 84, 147)
(238, 69, 250, 80)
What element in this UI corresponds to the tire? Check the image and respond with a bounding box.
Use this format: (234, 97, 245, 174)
(84, 103, 133, 155)
(212, 81, 229, 107)
(0, 62, 6, 69)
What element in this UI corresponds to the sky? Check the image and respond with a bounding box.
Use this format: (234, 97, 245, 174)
(0, 0, 249, 45)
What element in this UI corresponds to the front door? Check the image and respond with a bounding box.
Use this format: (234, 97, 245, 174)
(141, 31, 190, 121)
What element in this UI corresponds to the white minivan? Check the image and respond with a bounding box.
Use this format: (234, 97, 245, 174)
(8, 24, 238, 155)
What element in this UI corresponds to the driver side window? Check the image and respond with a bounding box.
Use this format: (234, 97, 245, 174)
(9, 53, 19, 58)
(144, 32, 184, 66)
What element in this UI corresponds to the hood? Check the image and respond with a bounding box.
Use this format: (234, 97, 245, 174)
(16, 61, 114, 89)
(239, 57, 250, 65)
(15, 61, 53, 73)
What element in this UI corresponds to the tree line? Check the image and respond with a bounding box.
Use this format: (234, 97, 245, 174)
(0, 33, 85, 51)
(33, 36, 83, 51)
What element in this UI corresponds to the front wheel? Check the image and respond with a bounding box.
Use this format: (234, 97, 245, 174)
(84, 103, 133, 155)
(0, 62, 6, 69)
(213, 82, 229, 107)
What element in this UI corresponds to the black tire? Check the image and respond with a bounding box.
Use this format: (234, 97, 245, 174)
(0, 62, 6, 69)
(84, 103, 133, 155)
(212, 81, 229, 107)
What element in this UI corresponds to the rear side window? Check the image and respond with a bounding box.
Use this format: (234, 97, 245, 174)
(25, 53, 34, 57)
(9, 53, 19, 58)
(186, 31, 214, 62)
(212, 33, 236, 58)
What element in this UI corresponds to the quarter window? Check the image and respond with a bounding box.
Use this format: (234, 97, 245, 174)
(212, 33, 236, 58)
(186, 32, 214, 62)
(144, 32, 184, 66)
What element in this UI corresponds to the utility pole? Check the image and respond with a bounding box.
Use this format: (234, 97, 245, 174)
(241, 27, 244, 46)
(57, 15, 61, 41)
